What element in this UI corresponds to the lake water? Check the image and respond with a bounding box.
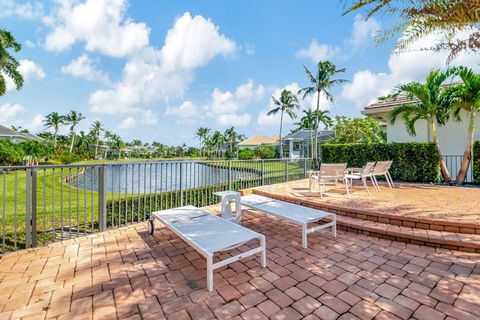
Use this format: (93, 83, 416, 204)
(73, 161, 259, 193)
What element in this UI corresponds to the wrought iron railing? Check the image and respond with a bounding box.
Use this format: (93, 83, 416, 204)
(0, 158, 313, 254)
(443, 155, 474, 183)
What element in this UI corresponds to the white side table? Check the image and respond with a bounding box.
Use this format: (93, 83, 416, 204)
(213, 191, 242, 224)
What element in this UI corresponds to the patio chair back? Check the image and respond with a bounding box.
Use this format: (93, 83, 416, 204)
(362, 162, 376, 176)
(372, 161, 389, 175)
(320, 163, 347, 179)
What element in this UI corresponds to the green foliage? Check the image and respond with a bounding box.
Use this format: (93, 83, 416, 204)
(238, 148, 256, 160)
(332, 116, 386, 144)
(54, 150, 83, 164)
(253, 146, 277, 159)
(473, 141, 480, 184)
(321, 142, 441, 182)
(0, 29, 24, 96)
(0, 139, 24, 165)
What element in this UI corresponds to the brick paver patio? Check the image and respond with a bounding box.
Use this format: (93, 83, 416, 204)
(1, 206, 479, 320)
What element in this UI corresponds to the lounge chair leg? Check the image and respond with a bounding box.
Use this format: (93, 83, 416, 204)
(207, 255, 214, 292)
(362, 178, 370, 195)
(385, 174, 392, 188)
(372, 176, 380, 191)
(302, 224, 308, 249)
(387, 172, 395, 188)
(260, 236, 267, 267)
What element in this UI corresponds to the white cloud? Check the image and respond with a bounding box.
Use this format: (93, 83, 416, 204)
(25, 40, 36, 48)
(341, 31, 480, 108)
(28, 114, 44, 131)
(0, 103, 26, 122)
(44, 0, 150, 57)
(61, 54, 110, 85)
(166, 80, 264, 127)
(159, 12, 236, 72)
(257, 82, 333, 127)
(348, 14, 380, 48)
(4, 59, 45, 92)
(89, 12, 236, 115)
(118, 117, 137, 130)
(0, 0, 44, 19)
(296, 39, 342, 62)
(140, 109, 158, 125)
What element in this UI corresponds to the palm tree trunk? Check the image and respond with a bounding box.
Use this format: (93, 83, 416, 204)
(456, 112, 475, 184)
(279, 110, 284, 159)
(94, 136, 99, 158)
(314, 91, 321, 159)
(54, 131, 58, 150)
(69, 131, 75, 153)
(430, 121, 451, 182)
(310, 129, 313, 158)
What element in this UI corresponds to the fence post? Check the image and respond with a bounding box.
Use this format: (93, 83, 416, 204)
(228, 161, 232, 190)
(261, 160, 265, 186)
(25, 169, 31, 249)
(285, 160, 289, 182)
(179, 162, 184, 206)
(31, 168, 37, 248)
(304, 158, 307, 179)
(98, 165, 107, 232)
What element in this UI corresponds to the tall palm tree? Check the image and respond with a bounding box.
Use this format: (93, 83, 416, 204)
(64, 110, 85, 153)
(343, 0, 480, 62)
(196, 127, 210, 157)
(210, 131, 225, 158)
(390, 69, 456, 182)
(90, 120, 104, 158)
(44, 112, 65, 149)
(0, 29, 24, 96)
(268, 89, 300, 158)
(75, 131, 92, 156)
(224, 127, 239, 154)
(448, 66, 480, 184)
(299, 61, 347, 159)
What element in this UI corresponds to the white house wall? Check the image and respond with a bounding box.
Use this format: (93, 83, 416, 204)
(388, 115, 429, 144)
(436, 110, 480, 155)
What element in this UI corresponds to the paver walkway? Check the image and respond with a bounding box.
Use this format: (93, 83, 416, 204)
(0, 208, 479, 320)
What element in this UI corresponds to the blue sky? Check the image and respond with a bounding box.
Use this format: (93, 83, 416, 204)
(1, 0, 477, 145)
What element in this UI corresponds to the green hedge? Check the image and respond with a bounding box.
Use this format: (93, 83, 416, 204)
(474, 141, 480, 184)
(321, 142, 441, 182)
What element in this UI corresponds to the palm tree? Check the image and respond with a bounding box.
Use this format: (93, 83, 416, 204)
(268, 89, 300, 158)
(44, 112, 65, 149)
(448, 66, 480, 184)
(294, 109, 333, 157)
(0, 29, 24, 96)
(90, 120, 104, 158)
(299, 61, 347, 159)
(210, 131, 225, 158)
(75, 131, 92, 156)
(64, 110, 85, 153)
(196, 127, 210, 157)
(390, 69, 455, 182)
(224, 127, 239, 154)
(343, 0, 480, 62)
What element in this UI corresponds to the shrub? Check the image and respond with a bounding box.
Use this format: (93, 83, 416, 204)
(474, 141, 480, 184)
(54, 150, 83, 164)
(238, 148, 256, 160)
(321, 142, 441, 182)
(253, 146, 277, 159)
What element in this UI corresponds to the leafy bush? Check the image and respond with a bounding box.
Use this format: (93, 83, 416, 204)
(54, 150, 83, 164)
(473, 141, 480, 184)
(254, 146, 277, 159)
(321, 142, 441, 182)
(0, 140, 24, 165)
(238, 148, 256, 160)
(331, 116, 386, 144)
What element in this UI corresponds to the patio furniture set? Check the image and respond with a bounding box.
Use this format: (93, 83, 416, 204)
(308, 160, 395, 198)
(147, 190, 336, 291)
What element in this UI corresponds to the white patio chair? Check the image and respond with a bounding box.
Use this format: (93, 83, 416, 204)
(371, 161, 393, 189)
(344, 162, 377, 195)
(317, 163, 350, 198)
(384, 160, 395, 187)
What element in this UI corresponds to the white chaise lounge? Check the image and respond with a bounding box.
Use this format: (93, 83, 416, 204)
(148, 206, 266, 291)
(241, 194, 336, 249)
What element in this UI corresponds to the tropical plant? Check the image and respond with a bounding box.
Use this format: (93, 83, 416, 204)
(10, 126, 28, 133)
(196, 127, 210, 157)
(294, 109, 333, 157)
(75, 131, 92, 156)
(390, 69, 456, 182)
(268, 89, 300, 158)
(44, 112, 65, 149)
(209, 130, 225, 158)
(343, 0, 480, 62)
(90, 120, 104, 159)
(332, 116, 385, 144)
(224, 127, 240, 155)
(0, 139, 24, 165)
(448, 66, 480, 183)
(64, 110, 85, 153)
(299, 61, 347, 158)
(0, 29, 24, 96)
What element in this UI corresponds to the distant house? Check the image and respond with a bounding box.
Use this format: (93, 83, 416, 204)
(0, 124, 43, 143)
(236, 135, 280, 149)
(362, 93, 480, 156)
(282, 130, 334, 159)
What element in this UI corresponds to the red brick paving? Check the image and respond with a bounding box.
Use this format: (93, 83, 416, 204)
(0, 207, 480, 319)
